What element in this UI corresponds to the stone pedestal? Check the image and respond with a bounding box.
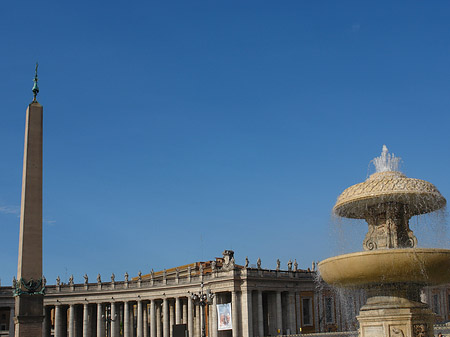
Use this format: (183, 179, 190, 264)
(358, 286, 435, 337)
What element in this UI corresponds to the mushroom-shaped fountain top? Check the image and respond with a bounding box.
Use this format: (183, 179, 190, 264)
(334, 145, 446, 219)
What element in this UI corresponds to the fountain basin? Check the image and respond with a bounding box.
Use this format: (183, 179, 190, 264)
(318, 248, 450, 287)
(334, 171, 446, 218)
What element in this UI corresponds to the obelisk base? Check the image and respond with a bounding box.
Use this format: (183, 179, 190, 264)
(14, 294, 44, 337)
(358, 295, 435, 337)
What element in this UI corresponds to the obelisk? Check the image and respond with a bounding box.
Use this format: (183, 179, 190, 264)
(14, 64, 44, 337)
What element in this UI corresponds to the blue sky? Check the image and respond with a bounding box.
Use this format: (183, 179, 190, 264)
(1, 1, 449, 285)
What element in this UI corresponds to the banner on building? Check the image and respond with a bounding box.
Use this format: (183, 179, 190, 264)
(217, 303, 233, 331)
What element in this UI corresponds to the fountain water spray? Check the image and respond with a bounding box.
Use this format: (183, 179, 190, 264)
(372, 145, 401, 173)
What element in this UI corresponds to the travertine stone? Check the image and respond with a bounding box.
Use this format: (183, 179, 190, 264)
(15, 102, 44, 337)
(358, 296, 435, 337)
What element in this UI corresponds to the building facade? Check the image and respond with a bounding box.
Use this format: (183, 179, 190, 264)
(1, 250, 449, 337)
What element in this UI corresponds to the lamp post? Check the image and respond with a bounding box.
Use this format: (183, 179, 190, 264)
(191, 282, 214, 337)
(102, 304, 117, 337)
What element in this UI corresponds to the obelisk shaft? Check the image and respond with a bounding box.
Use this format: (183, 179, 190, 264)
(14, 101, 44, 337)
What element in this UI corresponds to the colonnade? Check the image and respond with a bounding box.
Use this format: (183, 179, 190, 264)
(45, 292, 235, 337)
(44, 289, 306, 337)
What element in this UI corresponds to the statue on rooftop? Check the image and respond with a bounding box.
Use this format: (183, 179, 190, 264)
(245, 256, 249, 268)
(288, 259, 293, 271)
(56, 276, 60, 286)
(294, 259, 298, 272)
(276, 259, 281, 271)
(124, 272, 129, 282)
(111, 273, 115, 283)
(83, 274, 88, 285)
(257, 257, 261, 269)
(97, 274, 101, 284)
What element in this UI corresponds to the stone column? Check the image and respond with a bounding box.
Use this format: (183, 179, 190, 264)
(241, 291, 253, 337)
(42, 306, 51, 337)
(288, 292, 296, 335)
(187, 297, 193, 337)
(156, 302, 161, 337)
(137, 300, 143, 337)
(195, 304, 200, 337)
(163, 299, 169, 337)
(124, 302, 130, 337)
(54, 305, 62, 337)
(97, 303, 105, 337)
(211, 294, 218, 337)
(150, 300, 156, 337)
(143, 303, 148, 337)
(169, 300, 174, 337)
(111, 302, 118, 337)
(276, 291, 282, 335)
(182, 299, 187, 325)
(83, 304, 89, 337)
(8, 305, 15, 337)
(69, 304, 75, 337)
(175, 298, 181, 325)
(231, 291, 239, 337)
(257, 291, 264, 337)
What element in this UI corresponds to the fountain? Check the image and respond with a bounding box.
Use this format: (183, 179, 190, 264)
(319, 146, 450, 337)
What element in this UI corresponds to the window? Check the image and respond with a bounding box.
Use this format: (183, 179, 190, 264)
(432, 294, 440, 315)
(325, 297, 334, 324)
(302, 298, 313, 326)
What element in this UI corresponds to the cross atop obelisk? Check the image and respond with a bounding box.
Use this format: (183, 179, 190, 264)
(14, 64, 44, 337)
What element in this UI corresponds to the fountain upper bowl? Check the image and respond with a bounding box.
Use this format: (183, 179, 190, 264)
(318, 248, 450, 287)
(334, 171, 446, 219)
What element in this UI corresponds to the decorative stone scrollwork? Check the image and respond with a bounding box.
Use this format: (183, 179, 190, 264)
(390, 327, 404, 337)
(413, 324, 428, 337)
(364, 239, 377, 251)
(13, 277, 45, 296)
